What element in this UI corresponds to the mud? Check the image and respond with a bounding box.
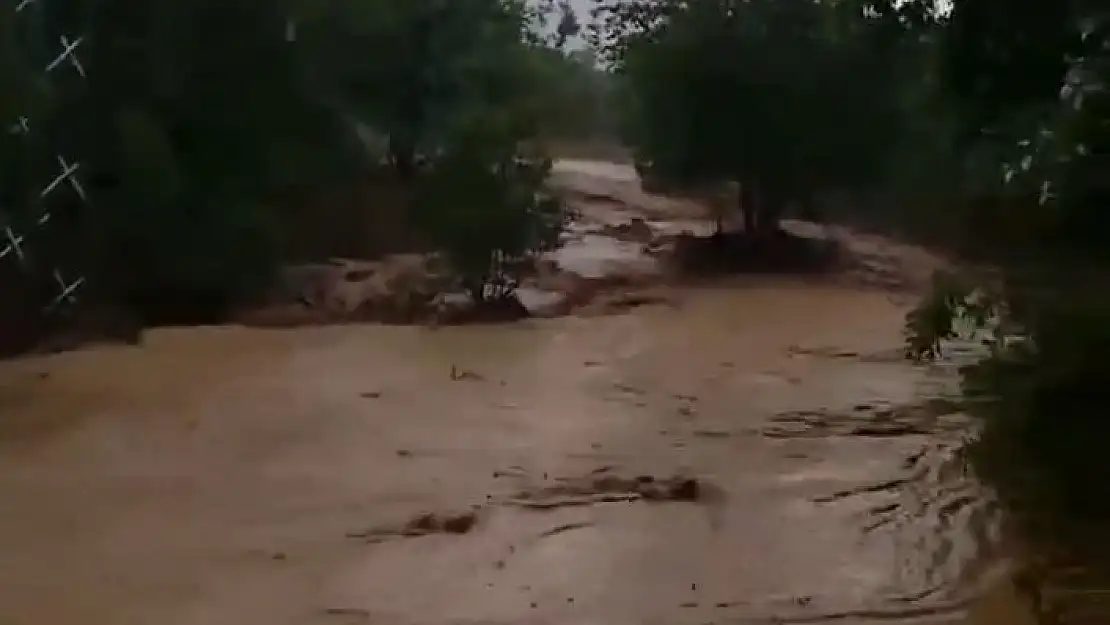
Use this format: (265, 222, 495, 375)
(0, 161, 1039, 625)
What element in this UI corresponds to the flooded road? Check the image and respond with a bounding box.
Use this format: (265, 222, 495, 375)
(0, 163, 1038, 625)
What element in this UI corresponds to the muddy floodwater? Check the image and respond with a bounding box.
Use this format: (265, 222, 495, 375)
(0, 163, 1039, 625)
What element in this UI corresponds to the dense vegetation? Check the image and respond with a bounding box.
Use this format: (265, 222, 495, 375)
(0, 0, 613, 323)
(901, 0, 1110, 530)
(591, 0, 929, 234)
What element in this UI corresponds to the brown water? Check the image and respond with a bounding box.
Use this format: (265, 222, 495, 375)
(0, 163, 1040, 625)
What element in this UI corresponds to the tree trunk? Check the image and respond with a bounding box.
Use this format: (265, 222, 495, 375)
(755, 183, 784, 236)
(389, 136, 417, 182)
(740, 181, 757, 234)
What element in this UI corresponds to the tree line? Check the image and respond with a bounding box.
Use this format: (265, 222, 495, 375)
(0, 0, 613, 322)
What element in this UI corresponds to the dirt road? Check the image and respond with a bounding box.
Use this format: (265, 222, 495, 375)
(0, 162, 1035, 625)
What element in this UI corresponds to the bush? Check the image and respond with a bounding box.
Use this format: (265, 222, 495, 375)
(413, 144, 568, 303)
(906, 266, 1110, 525)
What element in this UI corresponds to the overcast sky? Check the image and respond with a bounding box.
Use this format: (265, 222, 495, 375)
(566, 0, 593, 48)
(569, 0, 591, 17)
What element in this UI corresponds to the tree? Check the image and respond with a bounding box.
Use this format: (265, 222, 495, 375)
(904, 0, 1110, 520)
(297, 0, 574, 304)
(293, 0, 553, 176)
(592, 0, 913, 236)
(1, 0, 578, 324)
(414, 141, 565, 304)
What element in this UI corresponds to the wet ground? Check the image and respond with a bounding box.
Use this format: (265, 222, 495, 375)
(0, 162, 1039, 625)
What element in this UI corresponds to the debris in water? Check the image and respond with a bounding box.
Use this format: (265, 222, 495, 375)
(663, 477, 701, 502)
(537, 522, 593, 539)
(850, 423, 929, 437)
(763, 400, 969, 439)
(501, 473, 712, 509)
(492, 465, 527, 479)
(812, 477, 912, 504)
(787, 344, 861, 360)
(324, 607, 370, 618)
(450, 365, 484, 381)
(359, 391, 381, 399)
(426, 511, 476, 534)
(347, 509, 478, 541)
(613, 382, 645, 395)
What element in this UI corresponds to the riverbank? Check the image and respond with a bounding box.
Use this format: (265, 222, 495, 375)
(228, 161, 944, 331)
(1, 161, 946, 357)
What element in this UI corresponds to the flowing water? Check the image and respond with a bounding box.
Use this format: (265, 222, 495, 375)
(0, 162, 1040, 625)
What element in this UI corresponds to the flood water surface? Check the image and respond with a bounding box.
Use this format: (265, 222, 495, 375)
(0, 162, 1039, 625)
(0, 285, 1035, 625)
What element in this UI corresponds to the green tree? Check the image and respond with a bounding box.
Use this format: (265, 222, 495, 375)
(2, 0, 576, 323)
(293, 0, 550, 177)
(592, 0, 913, 235)
(3, 0, 364, 322)
(903, 0, 1110, 521)
(292, 0, 573, 302)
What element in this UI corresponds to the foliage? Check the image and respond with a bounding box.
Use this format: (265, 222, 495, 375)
(903, 0, 1110, 520)
(906, 266, 1110, 518)
(0, 0, 364, 321)
(415, 155, 566, 302)
(294, 0, 577, 301)
(293, 0, 546, 175)
(531, 47, 620, 147)
(590, 0, 921, 232)
(412, 123, 568, 302)
(1, 0, 592, 322)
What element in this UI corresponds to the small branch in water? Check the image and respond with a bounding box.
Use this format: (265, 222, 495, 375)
(537, 521, 593, 539)
(450, 365, 484, 381)
(811, 477, 912, 503)
(324, 607, 370, 618)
